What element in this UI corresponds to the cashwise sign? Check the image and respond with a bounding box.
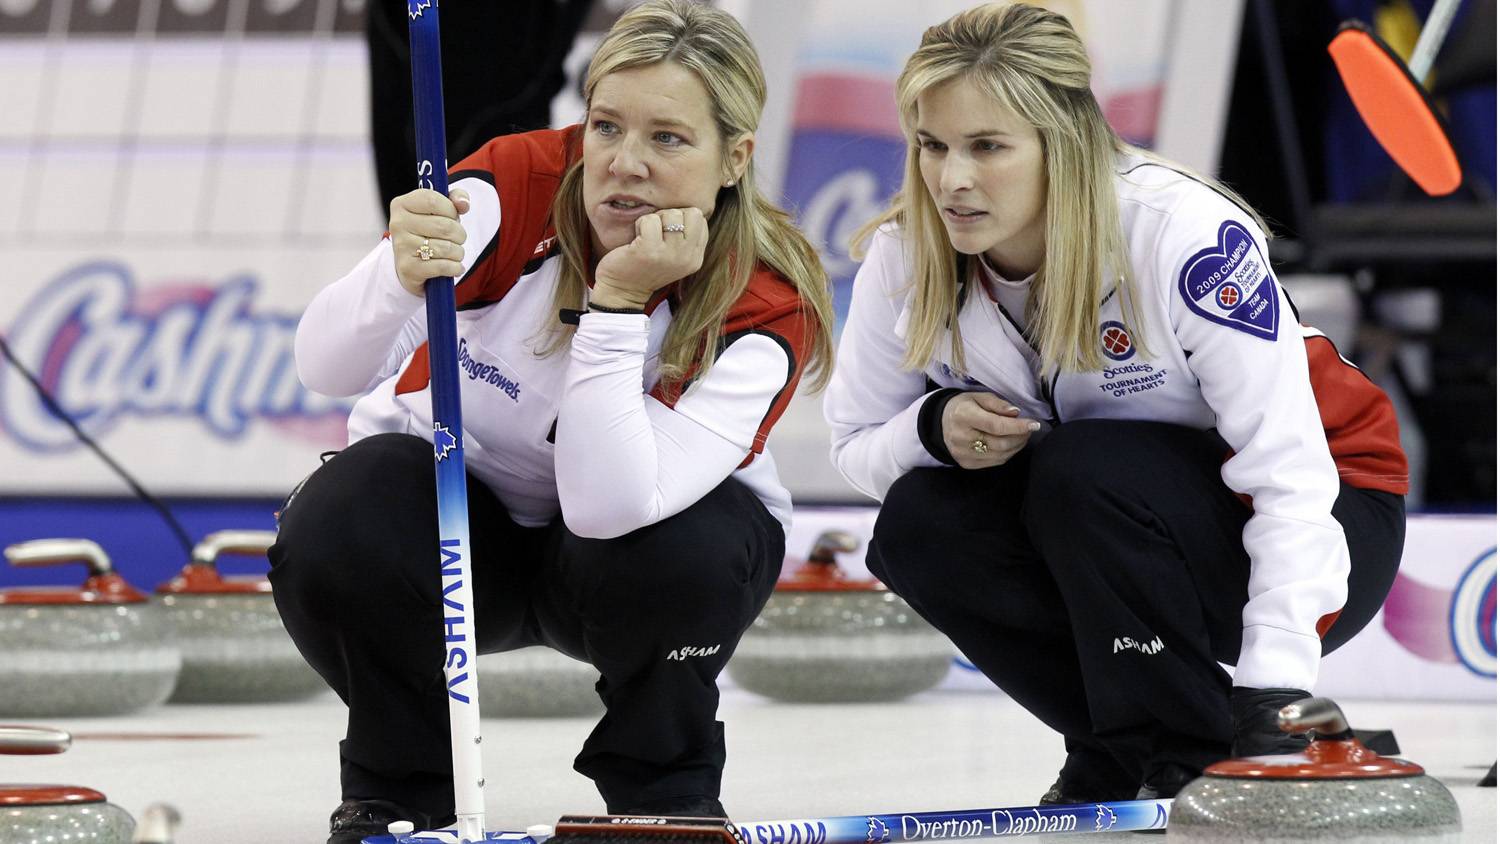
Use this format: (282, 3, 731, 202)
(0, 250, 359, 496)
(0, 22, 380, 497)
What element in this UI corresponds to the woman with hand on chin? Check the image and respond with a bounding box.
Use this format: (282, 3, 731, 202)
(272, 2, 833, 840)
(826, 2, 1406, 805)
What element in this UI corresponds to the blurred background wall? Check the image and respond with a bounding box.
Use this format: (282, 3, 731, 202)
(0, 0, 1493, 583)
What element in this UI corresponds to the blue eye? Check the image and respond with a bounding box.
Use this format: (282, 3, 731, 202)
(593, 120, 618, 136)
(975, 140, 1004, 152)
(920, 139, 946, 152)
(654, 131, 684, 146)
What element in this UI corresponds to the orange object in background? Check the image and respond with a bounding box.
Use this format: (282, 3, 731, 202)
(1328, 20, 1463, 196)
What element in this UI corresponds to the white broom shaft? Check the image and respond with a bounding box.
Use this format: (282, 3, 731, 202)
(1408, 0, 1461, 82)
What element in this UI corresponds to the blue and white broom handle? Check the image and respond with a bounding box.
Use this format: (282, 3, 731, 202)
(733, 798, 1172, 841)
(371, 798, 1173, 843)
(406, 2, 487, 842)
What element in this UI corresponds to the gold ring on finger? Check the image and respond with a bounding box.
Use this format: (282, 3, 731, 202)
(971, 438, 988, 454)
(416, 239, 434, 261)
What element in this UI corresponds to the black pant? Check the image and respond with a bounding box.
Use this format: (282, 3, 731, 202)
(269, 433, 783, 817)
(868, 419, 1404, 782)
(365, 0, 591, 212)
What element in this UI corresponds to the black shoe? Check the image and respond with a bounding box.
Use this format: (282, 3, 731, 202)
(1127, 764, 1198, 836)
(1039, 746, 1137, 805)
(1039, 776, 1134, 805)
(618, 796, 729, 819)
(1351, 728, 1400, 756)
(328, 799, 456, 844)
(1134, 762, 1200, 801)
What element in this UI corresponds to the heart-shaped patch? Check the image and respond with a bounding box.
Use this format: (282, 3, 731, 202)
(1177, 220, 1278, 340)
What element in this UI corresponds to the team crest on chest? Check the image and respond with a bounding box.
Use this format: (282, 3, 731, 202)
(1099, 320, 1135, 361)
(1178, 220, 1279, 340)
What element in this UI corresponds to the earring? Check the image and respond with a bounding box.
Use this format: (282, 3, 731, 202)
(724, 178, 736, 187)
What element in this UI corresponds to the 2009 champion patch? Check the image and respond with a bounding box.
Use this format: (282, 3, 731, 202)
(1177, 220, 1278, 340)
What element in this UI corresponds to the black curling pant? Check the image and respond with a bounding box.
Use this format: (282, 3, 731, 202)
(268, 433, 783, 818)
(867, 419, 1404, 783)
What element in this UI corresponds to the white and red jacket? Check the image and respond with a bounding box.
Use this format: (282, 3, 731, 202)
(825, 154, 1407, 691)
(297, 126, 811, 538)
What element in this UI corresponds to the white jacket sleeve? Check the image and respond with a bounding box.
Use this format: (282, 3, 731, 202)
(554, 312, 794, 539)
(824, 228, 945, 500)
(1161, 199, 1348, 692)
(295, 238, 427, 397)
(295, 174, 502, 398)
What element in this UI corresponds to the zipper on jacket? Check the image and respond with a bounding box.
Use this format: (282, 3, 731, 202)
(1039, 369, 1062, 425)
(993, 302, 1062, 425)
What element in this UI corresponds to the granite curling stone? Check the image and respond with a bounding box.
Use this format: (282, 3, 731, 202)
(156, 530, 325, 703)
(728, 530, 956, 702)
(0, 724, 137, 844)
(0, 539, 180, 717)
(477, 647, 604, 718)
(1169, 696, 1462, 842)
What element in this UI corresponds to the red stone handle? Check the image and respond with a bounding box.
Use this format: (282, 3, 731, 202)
(0, 725, 71, 755)
(4, 539, 112, 577)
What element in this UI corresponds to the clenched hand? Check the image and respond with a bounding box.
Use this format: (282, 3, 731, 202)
(942, 392, 1040, 469)
(389, 188, 472, 297)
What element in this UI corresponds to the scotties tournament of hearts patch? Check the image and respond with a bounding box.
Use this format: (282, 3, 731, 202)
(1177, 220, 1278, 340)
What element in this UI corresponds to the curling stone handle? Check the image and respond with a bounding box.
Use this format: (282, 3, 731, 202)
(807, 530, 860, 565)
(191, 529, 277, 567)
(1278, 696, 1355, 740)
(132, 802, 182, 844)
(0, 725, 72, 754)
(4, 539, 113, 576)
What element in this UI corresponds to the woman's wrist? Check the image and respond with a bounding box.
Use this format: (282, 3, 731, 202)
(589, 282, 651, 312)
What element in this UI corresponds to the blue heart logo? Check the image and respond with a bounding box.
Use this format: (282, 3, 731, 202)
(1178, 220, 1278, 340)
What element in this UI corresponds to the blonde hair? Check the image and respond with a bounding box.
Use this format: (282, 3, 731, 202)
(542, 0, 834, 391)
(854, 2, 1263, 375)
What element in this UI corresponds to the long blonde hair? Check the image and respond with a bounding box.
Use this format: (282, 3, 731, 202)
(542, 0, 834, 391)
(854, 2, 1261, 375)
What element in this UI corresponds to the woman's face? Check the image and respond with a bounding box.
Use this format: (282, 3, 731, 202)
(915, 77, 1047, 279)
(582, 62, 751, 256)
